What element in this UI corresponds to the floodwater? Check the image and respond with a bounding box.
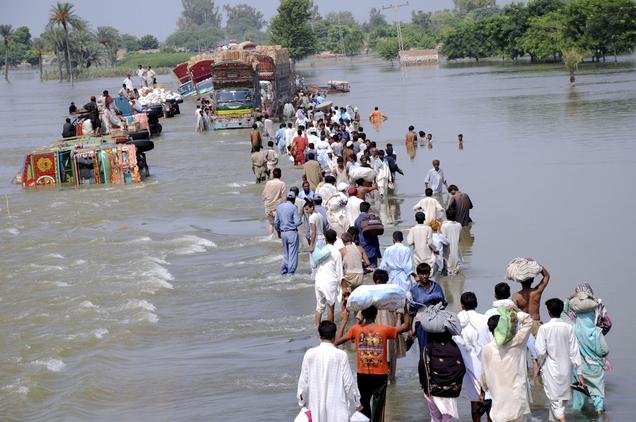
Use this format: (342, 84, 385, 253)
(1, 55, 635, 421)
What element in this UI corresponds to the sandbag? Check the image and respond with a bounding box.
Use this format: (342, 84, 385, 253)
(494, 306, 517, 346)
(349, 167, 376, 183)
(569, 293, 598, 314)
(347, 284, 406, 312)
(359, 214, 384, 237)
(414, 302, 462, 335)
(294, 407, 312, 422)
(506, 257, 542, 282)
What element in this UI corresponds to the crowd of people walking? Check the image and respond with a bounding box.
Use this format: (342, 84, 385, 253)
(251, 95, 611, 422)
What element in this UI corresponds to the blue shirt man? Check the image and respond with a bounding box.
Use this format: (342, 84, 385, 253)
(379, 231, 413, 292)
(274, 191, 303, 274)
(408, 263, 447, 353)
(354, 203, 381, 268)
(275, 125, 287, 155)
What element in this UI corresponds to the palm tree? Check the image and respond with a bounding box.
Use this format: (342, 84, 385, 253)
(562, 48, 587, 83)
(32, 38, 45, 80)
(49, 2, 81, 84)
(96, 26, 120, 66)
(0, 24, 13, 81)
(43, 25, 66, 81)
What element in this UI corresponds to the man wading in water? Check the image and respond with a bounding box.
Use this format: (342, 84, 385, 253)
(336, 306, 411, 422)
(513, 265, 551, 328)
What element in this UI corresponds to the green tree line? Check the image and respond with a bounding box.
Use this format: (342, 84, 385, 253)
(165, 0, 268, 50)
(267, 0, 636, 63)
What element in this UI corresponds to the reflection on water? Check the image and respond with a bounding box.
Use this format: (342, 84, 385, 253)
(1, 53, 635, 421)
(377, 196, 403, 228)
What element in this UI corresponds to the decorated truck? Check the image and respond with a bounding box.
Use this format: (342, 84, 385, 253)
(172, 62, 195, 97)
(254, 45, 294, 117)
(211, 51, 260, 130)
(187, 54, 215, 96)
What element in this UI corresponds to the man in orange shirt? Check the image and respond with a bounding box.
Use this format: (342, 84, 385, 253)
(368, 106, 387, 123)
(336, 306, 410, 422)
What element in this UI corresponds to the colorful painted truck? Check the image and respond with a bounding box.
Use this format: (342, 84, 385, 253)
(172, 62, 195, 97)
(254, 45, 294, 117)
(211, 51, 260, 130)
(21, 136, 143, 188)
(187, 55, 215, 96)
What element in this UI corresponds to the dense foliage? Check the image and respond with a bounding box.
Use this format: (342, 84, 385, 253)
(437, 0, 636, 62)
(263, 0, 636, 64)
(269, 0, 317, 60)
(166, 1, 267, 50)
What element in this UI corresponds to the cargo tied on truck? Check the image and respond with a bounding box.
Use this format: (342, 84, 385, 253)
(171, 43, 298, 130)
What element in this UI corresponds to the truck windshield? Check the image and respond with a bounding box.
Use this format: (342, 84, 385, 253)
(217, 89, 251, 103)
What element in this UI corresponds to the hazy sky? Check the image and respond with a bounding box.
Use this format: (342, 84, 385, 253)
(0, 0, 511, 41)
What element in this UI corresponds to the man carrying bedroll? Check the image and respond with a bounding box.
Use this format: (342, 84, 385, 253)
(336, 305, 410, 422)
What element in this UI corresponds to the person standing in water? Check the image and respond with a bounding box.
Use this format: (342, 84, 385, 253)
(405, 125, 417, 158)
(313, 229, 343, 326)
(535, 298, 583, 422)
(262, 168, 287, 237)
(481, 308, 534, 422)
(250, 123, 262, 153)
(297, 321, 361, 422)
(336, 305, 411, 422)
(446, 184, 474, 227)
(274, 190, 302, 275)
(424, 159, 448, 205)
(512, 265, 551, 324)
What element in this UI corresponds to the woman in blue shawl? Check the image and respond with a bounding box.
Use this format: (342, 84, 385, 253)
(566, 283, 610, 416)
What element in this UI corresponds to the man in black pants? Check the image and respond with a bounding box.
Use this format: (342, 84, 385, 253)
(336, 305, 410, 421)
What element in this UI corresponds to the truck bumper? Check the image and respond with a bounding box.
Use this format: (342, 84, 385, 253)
(214, 117, 253, 130)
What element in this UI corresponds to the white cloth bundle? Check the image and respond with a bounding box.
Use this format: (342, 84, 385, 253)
(347, 284, 405, 312)
(349, 167, 376, 183)
(505, 257, 542, 282)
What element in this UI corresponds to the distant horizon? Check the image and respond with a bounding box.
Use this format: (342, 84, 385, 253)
(0, 0, 515, 42)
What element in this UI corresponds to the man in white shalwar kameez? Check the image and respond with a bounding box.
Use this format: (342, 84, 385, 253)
(407, 211, 435, 269)
(441, 210, 462, 275)
(297, 320, 361, 422)
(453, 292, 490, 420)
(481, 308, 534, 422)
(413, 188, 444, 223)
(379, 231, 413, 292)
(345, 188, 363, 228)
(535, 298, 583, 422)
(313, 230, 343, 326)
(375, 151, 391, 198)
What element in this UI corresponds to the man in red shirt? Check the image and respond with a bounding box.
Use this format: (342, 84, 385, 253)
(336, 306, 410, 422)
(291, 128, 308, 165)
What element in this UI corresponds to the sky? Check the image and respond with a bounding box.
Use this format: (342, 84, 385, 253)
(0, 0, 513, 41)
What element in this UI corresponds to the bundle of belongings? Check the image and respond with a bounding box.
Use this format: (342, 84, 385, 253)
(347, 284, 405, 312)
(506, 257, 542, 282)
(413, 302, 462, 336)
